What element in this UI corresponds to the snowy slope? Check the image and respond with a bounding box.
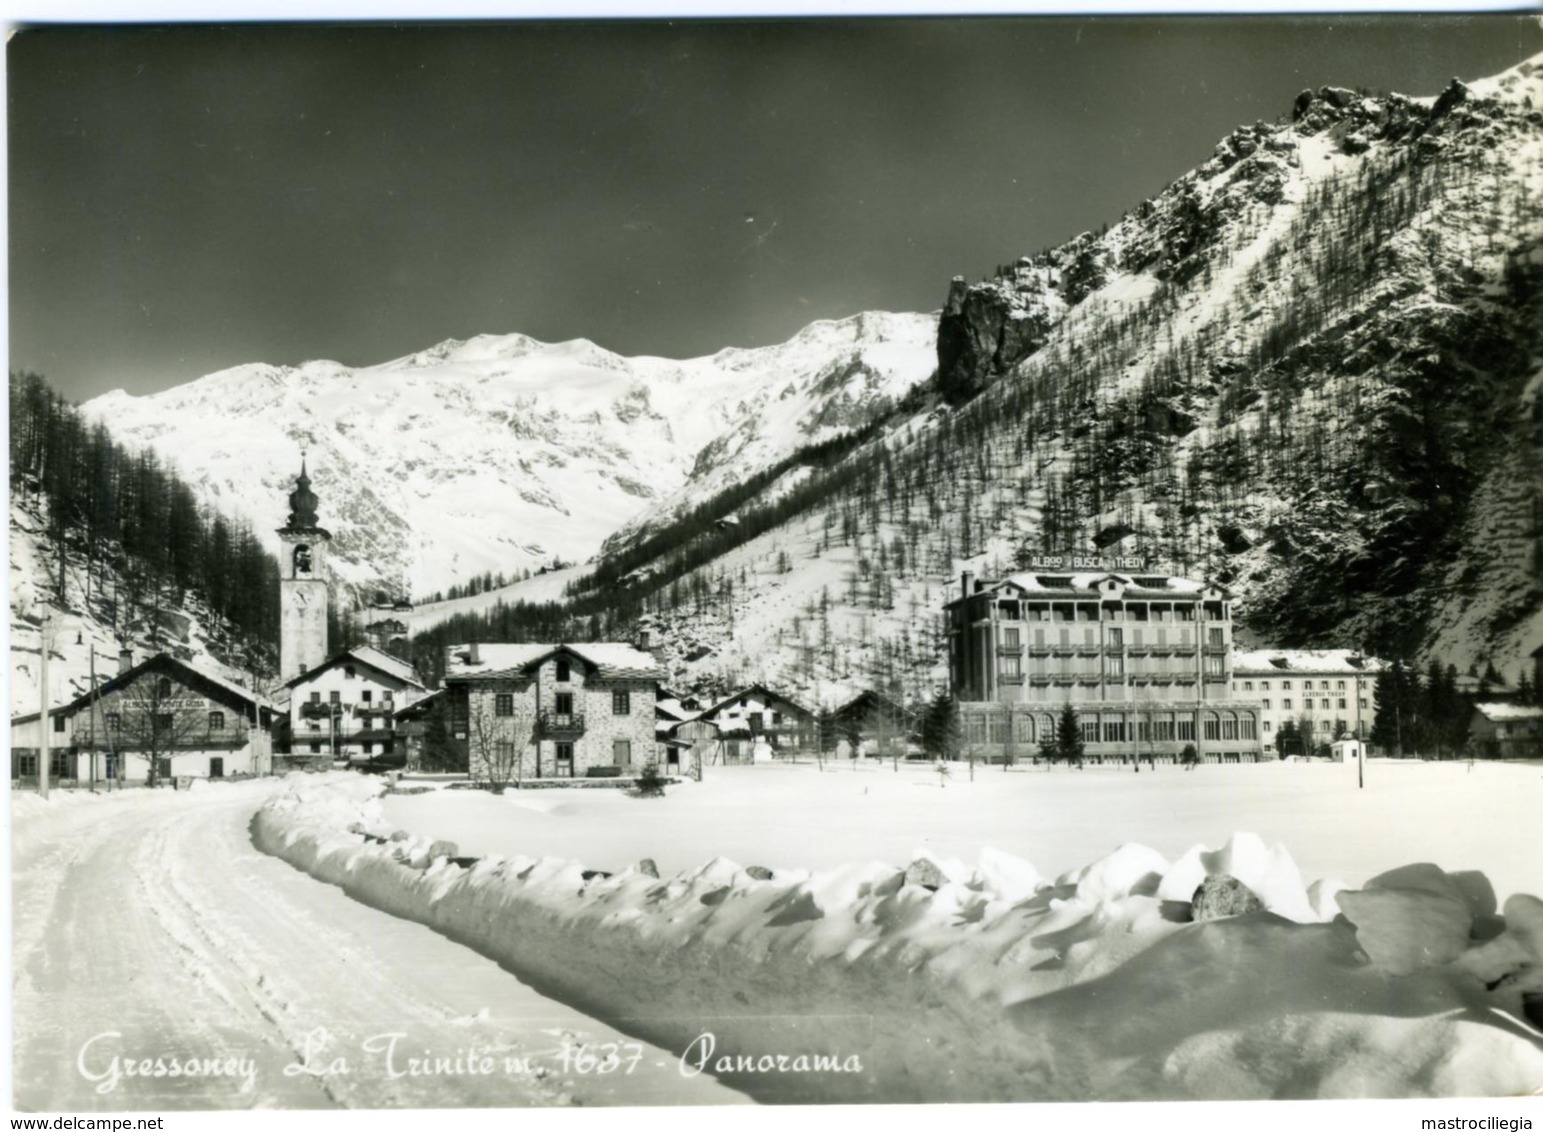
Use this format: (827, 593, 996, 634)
(8, 494, 266, 715)
(589, 52, 1543, 698)
(80, 312, 936, 601)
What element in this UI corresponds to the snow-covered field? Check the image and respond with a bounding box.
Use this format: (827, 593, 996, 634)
(248, 762, 1543, 1103)
(381, 759, 1543, 907)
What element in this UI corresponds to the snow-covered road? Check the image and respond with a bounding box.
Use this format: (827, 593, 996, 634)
(11, 782, 748, 1111)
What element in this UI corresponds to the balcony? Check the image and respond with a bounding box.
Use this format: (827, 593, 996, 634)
(538, 710, 586, 736)
(298, 702, 338, 720)
(1076, 644, 1102, 657)
(996, 644, 1023, 656)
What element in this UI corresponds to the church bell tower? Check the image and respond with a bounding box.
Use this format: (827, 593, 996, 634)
(278, 457, 331, 680)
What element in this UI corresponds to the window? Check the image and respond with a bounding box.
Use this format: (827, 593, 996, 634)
(209, 711, 225, 731)
(53, 715, 66, 733)
(555, 657, 571, 682)
(495, 693, 514, 717)
(1337, 681, 1346, 691)
(330, 691, 341, 704)
(158, 677, 173, 696)
(157, 758, 173, 779)
(363, 742, 374, 755)
(1003, 627, 1021, 648)
(13, 753, 38, 777)
(362, 690, 372, 703)
(310, 691, 321, 704)
(1205, 655, 1225, 676)
(345, 665, 357, 679)
(1222, 714, 1238, 740)
(1283, 698, 1293, 710)
(1262, 698, 1271, 710)
(1243, 681, 1253, 691)
(1001, 653, 1022, 678)
(1241, 715, 1257, 740)
(1338, 699, 1347, 710)
(555, 692, 574, 715)
(1108, 627, 1123, 647)
(1262, 721, 1272, 734)
(51, 750, 76, 779)
(1102, 718, 1124, 743)
(1204, 714, 1221, 741)
(613, 690, 631, 715)
(310, 742, 322, 753)
(1207, 627, 1224, 647)
(1080, 720, 1099, 743)
(556, 742, 574, 775)
(988, 714, 1008, 744)
(1321, 699, 1330, 711)
(383, 690, 393, 703)
(308, 721, 320, 732)
(1282, 680, 1292, 690)
(155, 713, 174, 732)
(1320, 681, 1329, 691)
(209, 757, 224, 779)
(1260, 681, 1270, 690)
(1177, 716, 1195, 741)
(1106, 654, 1123, 676)
(106, 712, 120, 731)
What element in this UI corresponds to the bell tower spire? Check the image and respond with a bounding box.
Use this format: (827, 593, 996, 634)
(277, 454, 332, 682)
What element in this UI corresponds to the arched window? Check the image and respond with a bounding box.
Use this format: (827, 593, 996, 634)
(1203, 712, 1220, 741)
(157, 677, 172, 697)
(293, 544, 312, 577)
(1221, 712, 1238, 741)
(1240, 712, 1257, 740)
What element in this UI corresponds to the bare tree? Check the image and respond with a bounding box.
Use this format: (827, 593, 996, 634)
(467, 683, 533, 794)
(110, 672, 216, 787)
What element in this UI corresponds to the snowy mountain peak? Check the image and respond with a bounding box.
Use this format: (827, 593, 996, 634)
(81, 311, 938, 600)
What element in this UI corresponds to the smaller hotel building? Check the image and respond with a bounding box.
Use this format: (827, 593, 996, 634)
(946, 565, 1265, 763)
(1230, 649, 1385, 752)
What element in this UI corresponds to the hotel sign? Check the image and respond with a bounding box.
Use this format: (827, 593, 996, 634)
(1026, 554, 1156, 572)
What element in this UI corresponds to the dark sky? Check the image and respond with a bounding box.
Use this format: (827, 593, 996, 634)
(9, 15, 1542, 402)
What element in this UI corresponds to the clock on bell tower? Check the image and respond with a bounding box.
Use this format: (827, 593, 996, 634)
(278, 457, 332, 680)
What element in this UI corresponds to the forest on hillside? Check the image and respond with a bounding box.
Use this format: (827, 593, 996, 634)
(9, 370, 282, 671)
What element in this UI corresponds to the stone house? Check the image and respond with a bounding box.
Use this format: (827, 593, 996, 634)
(442, 642, 661, 781)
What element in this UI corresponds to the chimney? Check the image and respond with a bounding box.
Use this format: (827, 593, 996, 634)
(637, 629, 651, 650)
(961, 571, 975, 601)
(118, 648, 133, 675)
(468, 642, 481, 666)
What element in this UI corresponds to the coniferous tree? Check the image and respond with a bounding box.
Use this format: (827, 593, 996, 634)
(1055, 701, 1085, 767)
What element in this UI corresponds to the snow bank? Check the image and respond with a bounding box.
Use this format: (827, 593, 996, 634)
(253, 777, 1543, 1103)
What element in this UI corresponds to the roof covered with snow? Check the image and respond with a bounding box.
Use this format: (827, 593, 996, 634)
(282, 645, 426, 690)
(946, 571, 1217, 608)
(1472, 701, 1543, 723)
(445, 642, 662, 682)
(11, 651, 275, 725)
(1232, 649, 1387, 676)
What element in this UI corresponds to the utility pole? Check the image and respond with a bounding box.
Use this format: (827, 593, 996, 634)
(38, 612, 52, 799)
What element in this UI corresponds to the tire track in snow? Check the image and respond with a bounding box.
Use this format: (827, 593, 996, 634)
(12, 784, 748, 1110)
